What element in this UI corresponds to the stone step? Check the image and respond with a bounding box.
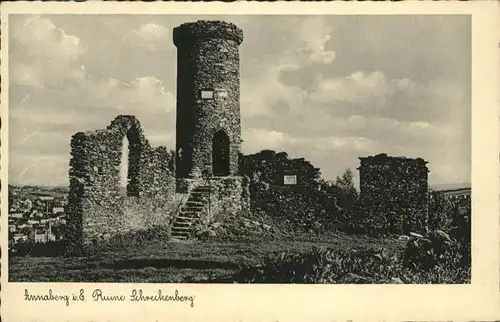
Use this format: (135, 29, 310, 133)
(190, 190, 209, 195)
(173, 222, 193, 228)
(190, 196, 209, 200)
(175, 215, 196, 221)
(170, 235, 188, 240)
(186, 200, 205, 206)
(171, 229, 190, 233)
(171, 224, 192, 230)
(178, 211, 200, 217)
(183, 203, 205, 208)
(171, 231, 190, 238)
(171, 233, 189, 239)
(193, 188, 210, 193)
(183, 206, 205, 212)
(172, 219, 195, 227)
(171, 229, 191, 235)
(180, 206, 204, 212)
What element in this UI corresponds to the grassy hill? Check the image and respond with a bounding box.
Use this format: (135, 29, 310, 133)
(9, 233, 407, 283)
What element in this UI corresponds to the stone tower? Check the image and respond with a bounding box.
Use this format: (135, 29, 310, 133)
(173, 20, 243, 181)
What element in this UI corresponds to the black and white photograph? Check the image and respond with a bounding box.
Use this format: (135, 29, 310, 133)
(6, 12, 476, 285)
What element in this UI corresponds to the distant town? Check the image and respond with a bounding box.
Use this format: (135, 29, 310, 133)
(8, 185, 69, 246)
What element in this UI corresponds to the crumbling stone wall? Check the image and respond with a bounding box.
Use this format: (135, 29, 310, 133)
(66, 115, 176, 253)
(358, 153, 429, 234)
(239, 150, 322, 188)
(206, 177, 250, 218)
(174, 20, 243, 179)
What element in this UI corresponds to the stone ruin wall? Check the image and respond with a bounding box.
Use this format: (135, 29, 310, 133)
(66, 115, 176, 252)
(205, 177, 250, 220)
(358, 154, 429, 234)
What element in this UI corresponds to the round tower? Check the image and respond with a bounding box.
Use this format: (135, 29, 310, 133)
(173, 20, 243, 180)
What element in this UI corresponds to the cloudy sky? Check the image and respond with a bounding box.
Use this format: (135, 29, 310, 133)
(8, 14, 471, 187)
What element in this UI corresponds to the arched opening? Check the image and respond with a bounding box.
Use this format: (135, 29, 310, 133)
(119, 136, 129, 196)
(212, 130, 230, 176)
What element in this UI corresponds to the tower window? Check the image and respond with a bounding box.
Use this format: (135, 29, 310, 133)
(201, 90, 214, 100)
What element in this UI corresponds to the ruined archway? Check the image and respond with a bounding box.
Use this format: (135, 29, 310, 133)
(212, 130, 230, 176)
(108, 115, 145, 197)
(67, 114, 176, 253)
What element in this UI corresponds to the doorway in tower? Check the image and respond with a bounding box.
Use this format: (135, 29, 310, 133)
(212, 130, 230, 176)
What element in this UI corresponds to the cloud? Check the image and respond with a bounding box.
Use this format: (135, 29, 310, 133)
(8, 15, 470, 187)
(242, 128, 297, 152)
(122, 23, 170, 51)
(241, 17, 335, 118)
(310, 71, 412, 107)
(12, 153, 70, 187)
(87, 76, 175, 114)
(10, 16, 87, 87)
(242, 128, 379, 155)
(8, 17, 176, 186)
(296, 17, 336, 64)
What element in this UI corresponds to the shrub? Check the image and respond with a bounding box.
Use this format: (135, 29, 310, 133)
(190, 209, 280, 242)
(402, 228, 470, 278)
(82, 225, 171, 256)
(231, 246, 403, 284)
(230, 231, 471, 284)
(10, 240, 67, 257)
(428, 190, 458, 231)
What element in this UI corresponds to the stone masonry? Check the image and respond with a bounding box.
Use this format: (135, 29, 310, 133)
(66, 115, 176, 252)
(174, 20, 243, 180)
(358, 153, 430, 234)
(169, 21, 249, 238)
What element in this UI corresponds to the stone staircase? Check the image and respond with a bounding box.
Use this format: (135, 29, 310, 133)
(170, 185, 211, 240)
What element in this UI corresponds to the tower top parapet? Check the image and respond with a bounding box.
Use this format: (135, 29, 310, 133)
(173, 20, 243, 47)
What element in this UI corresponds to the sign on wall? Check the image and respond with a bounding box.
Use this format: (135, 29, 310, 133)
(283, 175, 297, 185)
(200, 89, 228, 100)
(201, 90, 214, 99)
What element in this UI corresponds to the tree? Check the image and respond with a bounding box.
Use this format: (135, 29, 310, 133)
(336, 169, 358, 197)
(17, 198, 33, 213)
(323, 169, 360, 231)
(428, 189, 456, 231)
(51, 223, 66, 241)
(330, 169, 358, 211)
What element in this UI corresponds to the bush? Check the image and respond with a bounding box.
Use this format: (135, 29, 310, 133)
(190, 209, 281, 242)
(230, 230, 471, 284)
(10, 240, 67, 257)
(81, 225, 171, 256)
(403, 228, 470, 276)
(231, 246, 403, 284)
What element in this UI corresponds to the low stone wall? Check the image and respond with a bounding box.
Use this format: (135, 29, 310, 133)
(66, 116, 176, 254)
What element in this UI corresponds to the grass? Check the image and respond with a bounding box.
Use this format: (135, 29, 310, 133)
(9, 232, 407, 283)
